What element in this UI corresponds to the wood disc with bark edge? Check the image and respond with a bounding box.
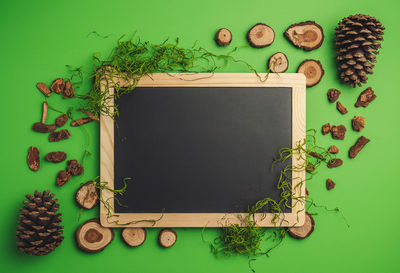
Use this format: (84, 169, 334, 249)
(76, 219, 114, 253)
(75, 181, 99, 209)
(297, 59, 325, 87)
(122, 228, 147, 247)
(268, 52, 289, 73)
(287, 213, 315, 239)
(215, 28, 232, 46)
(158, 229, 177, 248)
(247, 23, 275, 48)
(284, 21, 324, 51)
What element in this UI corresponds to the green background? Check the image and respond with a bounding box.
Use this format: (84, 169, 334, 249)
(0, 0, 399, 272)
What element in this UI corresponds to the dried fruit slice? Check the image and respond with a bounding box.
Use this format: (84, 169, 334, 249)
(268, 52, 289, 73)
(27, 147, 40, 171)
(75, 181, 99, 209)
(76, 219, 114, 253)
(247, 23, 275, 48)
(215, 28, 232, 46)
(297, 59, 324, 87)
(287, 213, 315, 239)
(122, 228, 147, 247)
(285, 21, 324, 51)
(158, 229, 177, 248)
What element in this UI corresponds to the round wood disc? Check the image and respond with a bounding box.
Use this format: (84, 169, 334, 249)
(268, 52, 289, 73)
(76, 219, 114, 253)
(287, 213, 315, 239)
(75, 181, 99, 209)
(284, 21, 324, 51)
(158, 229, 177, 248)
(247, 23, 275, 48)
(215, 28, 232, 46)
(297, 59, 325, 87)
(122, 228, 147, 247)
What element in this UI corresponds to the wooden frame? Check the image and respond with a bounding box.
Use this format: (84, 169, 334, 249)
(100, 73, 306, 228)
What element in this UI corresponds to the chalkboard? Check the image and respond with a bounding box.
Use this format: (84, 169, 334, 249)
(100, 73, 306, 227)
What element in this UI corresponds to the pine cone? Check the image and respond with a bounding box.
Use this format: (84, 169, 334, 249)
(16, 190, 64, 256)
(335, 14, 385, 87)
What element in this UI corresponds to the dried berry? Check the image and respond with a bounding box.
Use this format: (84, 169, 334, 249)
(328, 145, 339, 154)
(50, 78, 65, 94)
(326, 179, 336, 190)
(27, 146, 40, 171)
(336, 101, 348, 114)
(36, 82, 51, 97)
(71, 117, 93, 127)
(321, 123, 331, 135)
(355, 87, 376, 107)
(63, 80, 75, 98)
(331, 125, 346, 140)
(56, 170, 71, 186)
(327, 89, 341, 103)
(45, 152, 67, 163)
(352, 116, 365, 131)
(32, 122, 57, 133)
(327, 158, 343, 168)
(55, 114, 68, 127)
(349, 136, 370, 158)
(49, 129, 71, 142)
(66, 160, 84, 176)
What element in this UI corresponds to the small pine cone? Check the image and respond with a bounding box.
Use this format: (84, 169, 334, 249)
(16, 190, 64, 256)
(335, 14, 384, 87)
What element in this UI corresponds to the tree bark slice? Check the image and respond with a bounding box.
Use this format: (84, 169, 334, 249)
(215, 28, 232, 46)
(297, 59, 324, 87)
(45, 151, 67, 163)
(349, 136, 370, 158)
(41, 102, 48, 124)
(158, 229, 177, 248)
(287, 213, 315, 239)
(76, 219, 114, 253)
(32, 122, 57, 133)
(75, 181, 99, 209)
(268, 52, 289, 73)
(71, 117, 93, 127)
(50, 78, 65, 94)
(285, 21, 324, 51)
(122, 228, 147, 247)
(27, 146, 40, 171)
(247, 23, 275, 48)
(36, 82, 51, 97)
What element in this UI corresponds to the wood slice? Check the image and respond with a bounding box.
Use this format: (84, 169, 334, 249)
(75, 181, 99, 209)
(247, 23, 275, 48)
(158, 229, 177, 248)
(285, 21, 324, 51)
(268, 52, 289, 73)
(287, 213, 315, 239)
(215, 28, 232, 46)
(76, 219, 114, 253)
(122, 228, 147, 247)
(297, 59, 324, 87)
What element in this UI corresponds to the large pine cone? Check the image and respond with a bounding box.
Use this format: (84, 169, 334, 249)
(335, 14, 385, 87)
(16, 190, 64, 255)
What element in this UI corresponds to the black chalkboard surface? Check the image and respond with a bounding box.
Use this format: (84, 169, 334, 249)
(114, 86, 292, 213)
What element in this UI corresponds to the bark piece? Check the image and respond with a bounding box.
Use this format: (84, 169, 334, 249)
(285, 21, 324, 51)
(56, 170, 71, 186)
(355, 87, 376, 107)
(49, 129, 71, 142)
(122, 228, 147, 247)
(321, 123, 330, 135)
(75, 181, 99, 209)
(309, 151, 325, 161)
(326, 179, 336, 190)
(331, 125, 347, 140)
(63, 80, 75, 98)
(336, 101, 348, 114)
(41, 102, 48, 123)
(349, 136, 370, 158)
(66, 160, 84, 176)
(327, 158, 343, 168)
(305, 187, 309, 197)
(78, 109, 99, 122)
(247, 23, 275, 48)
(45, 152, 67, 163)
(55, 114, 68, 127)
(327, 88, 341, 103)
(71, 117, 93, 127)
(76, 219, 114, 253)
(306, 162, 315, 173)
(27, 147, 40, 171)
(352, 116, 365, 131)
(215, 28, 232, 46)
(268, 52, 289, 73)
(287, 213, 315, 239)
(36, 82, 51, 97)
(328, 145, 339, 154)
(158, 229, 177, 248)
(32, 122, 57, 133)
(297, 59, 324, 87)
(50, 78, 65, 94)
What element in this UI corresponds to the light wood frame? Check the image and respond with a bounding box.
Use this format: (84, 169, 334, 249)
(100, 73, 306, 228)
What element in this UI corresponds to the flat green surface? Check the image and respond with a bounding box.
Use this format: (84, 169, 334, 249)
(0, 0, 399, 272)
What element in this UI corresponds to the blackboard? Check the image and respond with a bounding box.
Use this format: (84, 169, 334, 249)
(100, 73, 306, 227)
